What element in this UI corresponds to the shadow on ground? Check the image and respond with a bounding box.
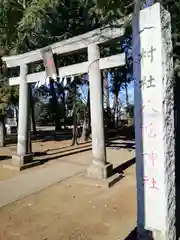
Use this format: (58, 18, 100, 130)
(5, 130, 73, 145)
(47, 141, 91, 152)
(107, 141, 135, 151)
(46, 138, 135, 155)
(0, 156, 11, 161)
(4, 125, 135, 146)
(39, 146, 92, 163)
(113, 157, 135, 175)
(33, 151, 48, 157)
(46, 143, 91, 156)
(38, 142, 135, 164)
(124, 228, 137, 240)
(35, 131, 72, 142)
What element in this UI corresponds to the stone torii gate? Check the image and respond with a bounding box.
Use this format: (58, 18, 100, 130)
(2, 19, 126, 177)
(2, 2, 177, 239)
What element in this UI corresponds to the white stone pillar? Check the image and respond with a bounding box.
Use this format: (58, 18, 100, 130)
(87, 43, 112, 179)
(13, 64, 33, 166)
(133, 3, 175, 239)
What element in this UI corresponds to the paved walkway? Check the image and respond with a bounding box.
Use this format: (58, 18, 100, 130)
(0, 161, 86, 208)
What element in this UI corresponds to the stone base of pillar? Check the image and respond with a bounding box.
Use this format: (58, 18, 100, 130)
(12, 153, 33, 165)
(76, 172, 123, 188)
(3, 153, 41, 171)
(76, 162, 122, 188)
(87, 162, 113, 179)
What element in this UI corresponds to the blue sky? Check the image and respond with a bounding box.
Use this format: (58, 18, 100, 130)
(36, 71, 134, 106)
(119, 80, 134, 105)
(107, 71, 134, 107)
(79, 73, 134, 107)
(108, 80, 134, 107)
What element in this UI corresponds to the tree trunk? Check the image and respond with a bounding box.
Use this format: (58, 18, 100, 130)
(115, 93, 119, 127)
(28, 127, 32, 153)
(28, 85, 32, 153)
(71, 108, 78, 145)
(30, 86, 36, 135)
(125, 81, 129, 107)
(71, 85, 78, 145)
(80, 86, 91, 141)
(62, 91, 66, 129)
(50, 78, 61, 131)
(0, 118, 5, 147)
(103, 70, 110, 109)
(31, 107, 36, 135)
(81, 116, 89, 142)
(81, 117, 86, 142)
(125, 81, 129, 118)
(113, 93, 118, 128)
(87, 86, 91, 131)
(15, 107, 18, 127)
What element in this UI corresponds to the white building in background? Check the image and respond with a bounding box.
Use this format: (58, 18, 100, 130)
(5, 104, 18, 135)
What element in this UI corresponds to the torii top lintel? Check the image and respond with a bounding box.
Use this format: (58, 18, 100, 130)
(2, 17, 130, 68)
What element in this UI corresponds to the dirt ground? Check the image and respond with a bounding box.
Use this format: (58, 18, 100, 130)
(0, 137, 137, 240)
(0, 136, 134, 182)
(0, 139, 80, 181)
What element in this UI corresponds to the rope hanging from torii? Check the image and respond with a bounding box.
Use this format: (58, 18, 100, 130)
(32, 46, 88, 100)
(32, 46, 78, 91)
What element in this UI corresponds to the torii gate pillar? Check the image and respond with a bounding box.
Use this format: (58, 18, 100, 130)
(86, 43, 120, 185)
(86, 44, 109, 179)
(4, 64, 39, 170)
(13, 64, 33, 164)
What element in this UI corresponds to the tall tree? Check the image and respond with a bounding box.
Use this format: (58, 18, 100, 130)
(103, 70, 110, 109)
(81, 83, 91, 142)
(66, 76, 85, 145)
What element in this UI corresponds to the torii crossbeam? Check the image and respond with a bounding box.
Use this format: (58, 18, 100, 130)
(2, 19, 127, 176)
